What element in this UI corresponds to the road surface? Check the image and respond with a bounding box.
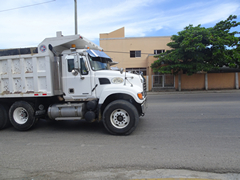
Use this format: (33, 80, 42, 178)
(0, 91, 240, 179)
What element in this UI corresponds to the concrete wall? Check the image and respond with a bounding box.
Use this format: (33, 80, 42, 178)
(238, 73, 240, 87)
(176, 73, 238, 91)
(208, 73, 235, 89)
(175, 74, 205, 90)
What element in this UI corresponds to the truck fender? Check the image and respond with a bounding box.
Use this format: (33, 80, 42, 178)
(98, 87, 142, 105)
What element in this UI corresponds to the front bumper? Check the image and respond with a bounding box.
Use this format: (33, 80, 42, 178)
(141, 98, 147, 116)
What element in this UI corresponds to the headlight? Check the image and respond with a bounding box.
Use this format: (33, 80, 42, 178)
(111, 77, 124, 84)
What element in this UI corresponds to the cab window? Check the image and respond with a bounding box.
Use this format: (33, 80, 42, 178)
(68, 59, 74, 72)
(80, 58, 88, 75)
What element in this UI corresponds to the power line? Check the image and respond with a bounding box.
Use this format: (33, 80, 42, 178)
(0, 0, 56, 13)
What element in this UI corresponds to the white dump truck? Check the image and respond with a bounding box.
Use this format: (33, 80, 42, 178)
(0, 32, 147, 135)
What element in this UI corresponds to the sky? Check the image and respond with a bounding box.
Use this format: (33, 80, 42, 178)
(0, 0, 240, 49)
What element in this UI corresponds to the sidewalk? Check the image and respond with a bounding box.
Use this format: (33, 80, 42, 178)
(69, 168, 240, 180)
(128, 168, 240, 180)
(147, 89, 240, 95)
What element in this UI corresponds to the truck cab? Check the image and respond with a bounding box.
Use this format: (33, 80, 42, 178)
(58, 47, 147, 134)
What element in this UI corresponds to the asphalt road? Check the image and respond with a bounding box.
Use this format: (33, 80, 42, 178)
(1, 92, 240, 179)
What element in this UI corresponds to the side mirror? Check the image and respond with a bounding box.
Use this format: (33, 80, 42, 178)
(72, 69, 79, 76)
(120, 68, 124, 74)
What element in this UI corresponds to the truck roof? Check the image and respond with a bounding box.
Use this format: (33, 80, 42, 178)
(38, 32, 103, 54)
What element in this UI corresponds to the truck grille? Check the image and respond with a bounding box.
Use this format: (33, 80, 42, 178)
(141, 75, 147, 97)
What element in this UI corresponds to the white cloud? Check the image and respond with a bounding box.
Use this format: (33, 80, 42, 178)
(0, 0, 239, 49)
(172, 2, 240, 28)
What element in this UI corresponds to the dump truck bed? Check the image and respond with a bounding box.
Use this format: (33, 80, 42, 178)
(0, 53, 62, 98)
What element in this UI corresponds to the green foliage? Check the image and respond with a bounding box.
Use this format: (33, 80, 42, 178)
(151, 15, 240, 75)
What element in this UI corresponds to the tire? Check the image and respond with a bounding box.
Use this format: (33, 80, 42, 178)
(9, 101, 36, 131)
(103, 100, 139, 135)
(0, 104, 9, 130)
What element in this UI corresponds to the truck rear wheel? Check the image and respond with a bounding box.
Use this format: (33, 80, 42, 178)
(9, 101, 36, 131)
(0, 104, 9, 130)
(103, 100, 139, 135)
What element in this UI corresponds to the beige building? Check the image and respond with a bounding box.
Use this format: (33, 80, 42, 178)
(100, 27, 172, 91)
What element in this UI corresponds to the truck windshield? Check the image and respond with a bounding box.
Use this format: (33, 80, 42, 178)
(88, 56, 111, 71)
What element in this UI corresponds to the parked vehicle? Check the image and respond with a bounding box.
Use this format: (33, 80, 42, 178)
(0, 32, 147, 135)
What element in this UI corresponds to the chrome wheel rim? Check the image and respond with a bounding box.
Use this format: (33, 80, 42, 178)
(13, 107, 29, 124)
(110, 109, 130, 129)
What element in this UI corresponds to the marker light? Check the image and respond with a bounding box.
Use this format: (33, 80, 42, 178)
(71, 44, 76, 48)
(137, 92, 143, 100)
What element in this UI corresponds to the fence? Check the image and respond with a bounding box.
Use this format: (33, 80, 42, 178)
(151, 74, 175, 89)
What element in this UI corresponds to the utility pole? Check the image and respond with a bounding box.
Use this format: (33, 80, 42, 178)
(74, 0, 78, 35)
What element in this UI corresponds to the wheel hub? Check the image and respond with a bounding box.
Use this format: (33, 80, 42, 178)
(117, 115, 124, 121)
(21, 111, 27, 118)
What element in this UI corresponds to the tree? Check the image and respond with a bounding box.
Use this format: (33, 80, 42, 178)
(151, 15, 240, 75)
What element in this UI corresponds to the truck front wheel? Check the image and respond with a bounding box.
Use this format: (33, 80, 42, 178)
(9, 101, 36, 131)
(103, 100, 139, 135)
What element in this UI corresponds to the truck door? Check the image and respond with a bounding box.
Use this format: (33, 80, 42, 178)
(66, 55, 92, 99)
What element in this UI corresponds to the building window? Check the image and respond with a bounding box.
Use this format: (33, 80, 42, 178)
(154, 50, 165, 54)
(126, 68, 147, 76)
(130, 51, 141, 58)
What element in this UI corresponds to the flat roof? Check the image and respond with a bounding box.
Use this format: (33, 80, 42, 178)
(100, 36, 172, 41)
